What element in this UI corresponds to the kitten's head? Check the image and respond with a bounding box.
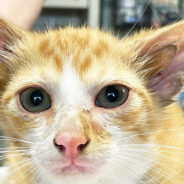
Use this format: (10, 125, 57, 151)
(0, 18, 184, 183)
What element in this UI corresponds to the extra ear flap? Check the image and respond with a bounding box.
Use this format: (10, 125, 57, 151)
(137, 21, 184, 105)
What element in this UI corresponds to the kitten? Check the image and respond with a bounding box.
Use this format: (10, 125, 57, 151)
(0, 17, 184, 184)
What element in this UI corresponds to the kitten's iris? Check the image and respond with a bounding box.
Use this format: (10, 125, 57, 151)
(20, 87, 51, 113)
(95, 85, 129, 108)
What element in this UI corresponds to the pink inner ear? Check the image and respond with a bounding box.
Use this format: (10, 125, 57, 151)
(150, 51, 184, 101)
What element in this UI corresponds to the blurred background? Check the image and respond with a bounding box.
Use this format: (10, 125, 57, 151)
(0, 0, 184, 166)
(33, 0, 182, 35)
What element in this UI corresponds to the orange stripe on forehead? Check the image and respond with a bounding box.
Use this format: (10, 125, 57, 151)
(73, 54, 92, 79)
(93, 39, 110, 58)
(53, 54, 63, 73)
(39, 37, 54, 57)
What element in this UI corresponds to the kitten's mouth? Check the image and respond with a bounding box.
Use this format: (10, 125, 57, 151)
(55, 165, 91, 175)
(51, 159, 96, 175)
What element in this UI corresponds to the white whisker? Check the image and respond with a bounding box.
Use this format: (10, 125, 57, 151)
(0, 136, 33, 144)
(121, 127, 184, 141)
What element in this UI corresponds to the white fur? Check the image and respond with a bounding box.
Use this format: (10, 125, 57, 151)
(58, 56, 90, 109)
(0, 167, 9, 184)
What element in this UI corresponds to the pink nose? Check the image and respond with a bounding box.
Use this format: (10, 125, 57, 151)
(54, 135, 89, 159)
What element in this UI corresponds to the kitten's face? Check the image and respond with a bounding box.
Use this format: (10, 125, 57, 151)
(0, 20, 183, 184)
(0, 28, 157, 183)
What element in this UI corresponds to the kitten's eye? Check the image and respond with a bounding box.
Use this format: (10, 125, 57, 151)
(95, 85, 129, 108)
(19, 87, 51, 113)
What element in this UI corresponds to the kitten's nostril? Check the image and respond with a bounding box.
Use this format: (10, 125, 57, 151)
(77, 140, 90, 152)
(58, 144, 66, 152)
(54, 139, 66, 152)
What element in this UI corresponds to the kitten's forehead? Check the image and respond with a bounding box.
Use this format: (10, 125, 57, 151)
(58, 56, 89, 108)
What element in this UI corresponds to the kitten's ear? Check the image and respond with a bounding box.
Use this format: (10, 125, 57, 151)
(0, 17, 25, 91)
(0, 17, 24, 55)
(137, 21, 184, 105)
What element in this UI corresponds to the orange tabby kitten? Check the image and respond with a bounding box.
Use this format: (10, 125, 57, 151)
(0, 17, 184, 184)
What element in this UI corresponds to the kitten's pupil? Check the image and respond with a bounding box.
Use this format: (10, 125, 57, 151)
(31, 90, 43, 106)
(106, 86, 118, 103)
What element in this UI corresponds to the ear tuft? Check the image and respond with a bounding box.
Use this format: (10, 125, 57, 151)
(0, 17, 24, 59)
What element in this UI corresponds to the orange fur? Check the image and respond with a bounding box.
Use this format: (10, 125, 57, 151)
(0, 18, 183, 184)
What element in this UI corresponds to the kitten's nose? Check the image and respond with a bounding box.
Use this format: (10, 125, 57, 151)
(54, 135, 89, 158)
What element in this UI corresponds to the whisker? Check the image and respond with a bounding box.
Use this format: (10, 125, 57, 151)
(120, 148, 184, 157)
(0, 150, 26, 154)
(114, 153, 177, 184)
(8, 157, 32, 170)
(120, 127, 184, 141)
(119, 143, 184, 151)
(19, 164, 35, 183)
(0, 153, 27, 161)
(117, 147, 184, 167)
(115, 150, 184, 182)
(11, 159, 33, 183)
(0, 136, 33, 144)
(0, 147, 28, 151)
(29, 163, 41, 184)
(108, 155, 158, 184)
